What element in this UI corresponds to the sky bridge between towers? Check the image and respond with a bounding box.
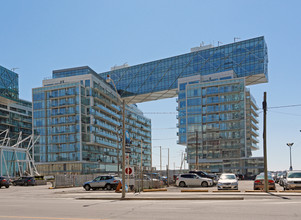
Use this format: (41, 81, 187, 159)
(99, 36, 268, 105)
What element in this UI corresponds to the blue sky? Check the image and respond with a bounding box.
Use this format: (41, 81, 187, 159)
(1, 0, 301, 171)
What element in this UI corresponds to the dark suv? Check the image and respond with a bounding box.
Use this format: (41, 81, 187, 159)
(12, 177, 36, 186)
(189, 170, 218, 184)
(0, 176, 10, 188)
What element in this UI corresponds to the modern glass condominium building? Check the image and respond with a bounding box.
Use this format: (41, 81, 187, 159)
(177, 72, 263, 175)
(32, 66, 151, 175)
(99, 36, 268, 104)
(0, 65, 32, 145)
(98, 36, 268, 175)
(0, 65, 32, 177)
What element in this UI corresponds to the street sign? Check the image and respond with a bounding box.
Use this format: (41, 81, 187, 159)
(125, 167, 134, 175)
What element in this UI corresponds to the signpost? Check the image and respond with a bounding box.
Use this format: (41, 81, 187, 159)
(125, 167, 134, 175)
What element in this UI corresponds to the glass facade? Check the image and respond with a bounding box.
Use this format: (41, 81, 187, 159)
(0, 97, 32, 146)
(31, 36, 267, 176)
(99, 36, 268, 103)
(177, 75, 263, 175)
(0, 66, 32, 177)
(33, 67, 151, 175)
(52, 66, 97, 79)
(0, 65, 19, 100)
(0, 147, 27, 177)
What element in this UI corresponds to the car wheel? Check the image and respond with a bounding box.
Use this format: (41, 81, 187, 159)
(179, 181, 186, 187)
(84, 184, 91, 191)
(5, 185, 9, 188)
(105, 184, 112, 190)
(201, 181, 208, 187)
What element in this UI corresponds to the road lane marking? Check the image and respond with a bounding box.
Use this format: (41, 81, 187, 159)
(0, 216, 108, 220)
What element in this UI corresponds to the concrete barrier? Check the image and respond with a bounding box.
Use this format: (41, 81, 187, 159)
(245, 190, 278, 192)
(181, 189, 208, 192)
(143, 188, 167, 192)
(279, 190, 301, 193)
(213, 190, 241, 192)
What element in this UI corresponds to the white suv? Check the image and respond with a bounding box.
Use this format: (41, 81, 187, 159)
(176, 173, 213, 187)
(283, 170, 301, 190)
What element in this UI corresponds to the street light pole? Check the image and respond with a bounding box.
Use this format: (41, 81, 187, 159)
(140, 139, 143, 191)
(121, 100, 126, 198)
(106, 75, 126, 199)
(287, 143, 294, 171)
(262, 92, 268, 192)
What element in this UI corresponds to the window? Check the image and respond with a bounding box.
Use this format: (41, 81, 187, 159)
(85, 80, 90, 87)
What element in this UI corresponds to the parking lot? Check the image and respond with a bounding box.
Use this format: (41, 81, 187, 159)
(1, 181, 301, 220)
(172, 180, 284, 192)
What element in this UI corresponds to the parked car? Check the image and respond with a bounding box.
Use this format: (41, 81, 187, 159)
(217, 173, 238, 190)
(279, 172, 287, 186)
(253, 173, 275, 190)
(145, 173, 167, 185)
(236, 174, 244, 180)
(189, 170, 218, 184)
(283, 170, 301, 190)
(0, 176, 10, 188)
(83, 175, 121, 191)
(176, 173, 213, 187)
(12, 177, 35, 186)
(275, 172, 283, 183)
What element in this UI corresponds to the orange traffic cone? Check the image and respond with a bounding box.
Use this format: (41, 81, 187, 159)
(115, 181, 122, 193)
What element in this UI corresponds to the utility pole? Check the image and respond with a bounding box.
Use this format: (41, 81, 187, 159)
(183, 153, 186, 170)
(263, 92, 268, 192)
(160, 146, 162, 171)
(140, 139, 143, 191)
(287, 143, 294, 171)
(167, 148, 169, 187)
(180, 152, 183, 172)
(196, 131, 199, 170)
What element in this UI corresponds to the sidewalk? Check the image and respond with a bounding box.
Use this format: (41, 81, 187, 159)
(69, 190, 301, 201)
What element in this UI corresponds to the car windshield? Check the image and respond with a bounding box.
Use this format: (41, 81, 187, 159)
(220, 174, 236, 180)
(288, 172, 301, 178)
(256, 175, 273, 180)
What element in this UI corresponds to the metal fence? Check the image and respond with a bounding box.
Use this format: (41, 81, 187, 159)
(54, 174, 165, 189)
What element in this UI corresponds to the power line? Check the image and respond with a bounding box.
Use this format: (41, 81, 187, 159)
(267, 104, 301, 109)
(143, 104, 301, 115)
(144, 112, 177, 114)
(269, 110, 301, 117)
(152, 127, 177, 130)
(152, 138, 177, 140)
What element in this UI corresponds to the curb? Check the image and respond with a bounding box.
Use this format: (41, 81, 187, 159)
(143, 188, 167, 192)
(213, 190, 241, 192)
(279, 190, 301, 193)
(181, 189, 208, 192)
(76, 197, 244, 201)
(245, 190, 278, 193)
(53, 186, 73, 189)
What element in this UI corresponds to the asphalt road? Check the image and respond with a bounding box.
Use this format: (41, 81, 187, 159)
(0, 182, 300, 220)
